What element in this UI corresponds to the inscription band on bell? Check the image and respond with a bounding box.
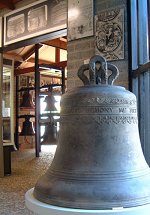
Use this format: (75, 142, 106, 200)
(61, 106, 137, 115)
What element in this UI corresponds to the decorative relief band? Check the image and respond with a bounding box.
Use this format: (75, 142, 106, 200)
(61, 106, 137, 115)
(94, 116, 138, 125)
(60, 115, 138, 125)
(62, 97, 136, 106)
(83, 97, 136, 105)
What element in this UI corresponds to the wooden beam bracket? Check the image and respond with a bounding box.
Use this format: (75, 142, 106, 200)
(132, 62, 150, 78)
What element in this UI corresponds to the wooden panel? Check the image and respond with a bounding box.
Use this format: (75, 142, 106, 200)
(43, 39, 67, 50)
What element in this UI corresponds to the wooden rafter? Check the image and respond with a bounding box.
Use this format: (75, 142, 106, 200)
(0, 0, 15, 10)
(55, 48, 60, 63)
(41, 74, 67, 80)
(40, 61, 67, 70)
(14, 66, 36, 75)
(14, 44, 43, 68)
(26, 57, 55, 65)
(42, 39, 67, 50)
(3, 53, 23, 61)
(22, 44, 43, 61)
(14, 61, 67, 76)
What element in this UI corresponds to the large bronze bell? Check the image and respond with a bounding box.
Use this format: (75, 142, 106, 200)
(33, 55, 150, 209)
(20, 90, 35, 108)
(44, 93, 57, 112)
(41, 121, 57, 145)
(20, 115, 35, 136)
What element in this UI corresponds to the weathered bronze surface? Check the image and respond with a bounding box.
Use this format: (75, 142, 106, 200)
(20, 91, 35, 108)
(41, 122, 57, 145)
(44, 93, 57, 112)
(20, 115, 35, 136)
(33, 55, 150, 209)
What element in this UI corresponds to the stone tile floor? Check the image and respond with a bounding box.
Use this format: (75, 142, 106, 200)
(0, 146, 56, 215)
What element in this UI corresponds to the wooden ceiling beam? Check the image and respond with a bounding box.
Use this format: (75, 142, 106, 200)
(14, 44, 45, 68)
(15, 61, 67, 76)
(3, 53, 23, 62)
(41, 74, 67, 80)
(55, 47, 60, 63)
(40, 61, 67, 70)
(14, 66, 36, 75)
(42, 39, 67, 50)
(15, 61, 22, 69)
(0, 0, 15, 10)
(27, 57, 54, 65)
(22, 44, 43, 61)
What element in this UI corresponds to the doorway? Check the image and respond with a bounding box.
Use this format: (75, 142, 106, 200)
(3, 35, 67, 157)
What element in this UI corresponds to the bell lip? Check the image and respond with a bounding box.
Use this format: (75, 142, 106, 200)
(33, 188, 150, 210)
(33, 168, 150, 210)
(26, 188, 150, 214)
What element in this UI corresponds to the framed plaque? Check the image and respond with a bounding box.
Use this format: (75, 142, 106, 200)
(4, 0, 67, 45)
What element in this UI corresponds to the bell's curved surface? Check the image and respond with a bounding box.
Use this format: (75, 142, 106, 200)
(41, 122, 57, 145)
(20, 91, 35, 108)
(44, 93, 57, 112)
(20, 115, 35, 136)
(33, 55, 150, 209)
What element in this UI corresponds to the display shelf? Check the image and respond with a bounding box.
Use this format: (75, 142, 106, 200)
(17, 86, 35, 92)
(39, 118, 51, 125)
(17, 114, 35, 118)
(2, 61, 15, 176)
(40, 84, 62, 89)
(2, 64, 15, 147)
(15, 59, 65, 156)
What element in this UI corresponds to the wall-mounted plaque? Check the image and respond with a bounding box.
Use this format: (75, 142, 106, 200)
(27, 5, 47, 32)
(4, 0, 67, 46)
(7, 14, 25, 39)
(95, 8, 124, 61)
(68, 0, 93, 41)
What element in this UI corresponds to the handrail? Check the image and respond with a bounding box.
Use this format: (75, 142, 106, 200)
(132, 62, 150, 78)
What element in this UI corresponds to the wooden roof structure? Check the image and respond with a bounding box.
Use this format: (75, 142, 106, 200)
(0, 0, 67, 77)
(0, 0, 23, 10)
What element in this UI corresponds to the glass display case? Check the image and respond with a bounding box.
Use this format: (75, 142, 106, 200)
(2, 63, 15, 175)
(2, 65, 14, 147)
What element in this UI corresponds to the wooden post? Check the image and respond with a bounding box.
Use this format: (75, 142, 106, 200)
(0, 53, 4, 177)
(62, 67, 66, 94)
(35, 44, 40, 157)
